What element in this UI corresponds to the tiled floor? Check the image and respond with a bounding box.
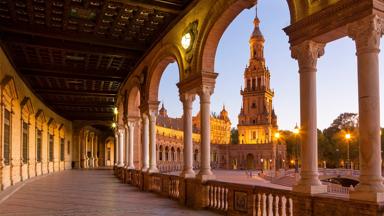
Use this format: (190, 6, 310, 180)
(0, 169, 218, 216)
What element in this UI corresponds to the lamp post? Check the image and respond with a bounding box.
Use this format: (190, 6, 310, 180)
(293, 124, 299, 173)
(260, 158, 264, 173)
(274, 132, 280, 170)
(345, 133, 351, 169)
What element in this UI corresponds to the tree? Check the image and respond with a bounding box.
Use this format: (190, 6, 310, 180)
(321, 112, 359, 168)
(230, 128, 239, 144)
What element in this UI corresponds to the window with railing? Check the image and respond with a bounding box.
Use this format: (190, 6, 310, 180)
(107, 147, 111, 160)
(36, 129, 42, 162)
(67, 141, 70, 155)
(60, 138, 64, 161)
(22, 122, 29, 164)
(49, 134, 54, 162)
(3, 109, 11, 165)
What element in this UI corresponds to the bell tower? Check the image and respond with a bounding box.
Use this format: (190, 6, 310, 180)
(237, 8, 278, 144)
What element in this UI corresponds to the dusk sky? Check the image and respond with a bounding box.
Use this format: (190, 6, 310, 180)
(158, 1, 384, 130)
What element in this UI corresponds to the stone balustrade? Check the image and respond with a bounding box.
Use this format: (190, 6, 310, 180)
(114, 166, 384, 215)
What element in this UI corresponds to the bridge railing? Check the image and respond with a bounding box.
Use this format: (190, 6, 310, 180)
(114, 166, 384, 215)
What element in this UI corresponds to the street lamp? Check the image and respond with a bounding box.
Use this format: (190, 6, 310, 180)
(345, 133, 351, 169)
(260, 158, 264, 172)
(274, 132, 280, 139)
(293, 124, 299, 173)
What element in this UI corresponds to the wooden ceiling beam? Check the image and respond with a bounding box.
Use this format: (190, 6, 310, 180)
(36, 89, 117, 97)
(111, 0, 184, 14)
(1, 33, 141, 58)
(51, 102, 115, 107)
(21, 68, 124, 82)
(0, 25, 146, 52)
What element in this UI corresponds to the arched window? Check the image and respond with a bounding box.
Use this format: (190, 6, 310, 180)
(165, 146, 169, 161)
(159, 146, 163, 161)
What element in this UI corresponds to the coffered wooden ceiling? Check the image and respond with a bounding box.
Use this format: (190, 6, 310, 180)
(0, 0, 192, 121)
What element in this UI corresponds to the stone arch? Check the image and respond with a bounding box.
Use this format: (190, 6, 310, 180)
(165, 146, 169, 161)
(1, 76, 19, 112)
(105, 136, 115, 166)
(159, 145, 164, 161)
(20, 97, 34, 118)
(246, 153, 255, 170)
(117, 90, 127, 126)
(127, 85, 141, 118)
(146, 44, 184, 103)
(194, 0, 302, 74)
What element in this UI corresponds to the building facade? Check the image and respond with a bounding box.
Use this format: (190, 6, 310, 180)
(155, 104, 231, 171)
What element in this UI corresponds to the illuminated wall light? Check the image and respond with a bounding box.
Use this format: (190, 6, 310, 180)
(113, 107, 118, 115)
(181, 32, 192, 50)
(111, 122, 116, 128)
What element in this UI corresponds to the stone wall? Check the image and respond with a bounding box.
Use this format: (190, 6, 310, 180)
(0, 47, 73, 191)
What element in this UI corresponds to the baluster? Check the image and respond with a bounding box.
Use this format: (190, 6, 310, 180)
(262, 193, 267, 216)
(209, 186, 213, 207)
(286, 197, 292, 216)
(272, 195, 276, 216)
(219, 187, 223, 210)
(257, 193, 262, 216)
(225, 188, 229, 210)
(213, 186, 217, 208)
(278, 196, 284, 216)
(264, 194, 269, 216)
(268, 194, 273, 216)
(253, 193, 258, 216)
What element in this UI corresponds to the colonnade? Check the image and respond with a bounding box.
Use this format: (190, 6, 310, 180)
(289, 15, 384, 200)
(115, 84, 217, 181)
(114, 14, 384, 202)
(81, 131, 99, 169)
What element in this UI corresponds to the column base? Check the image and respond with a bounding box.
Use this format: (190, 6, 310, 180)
(180, 170, 195, 178)
(292, 184, 327, 194)
(196, 172, 215, 182)
(127, 165, 135, 170)
(350, 180, 384, 202)
(141, 167, 149, 172)
(350, 190, 384, 202)
(147, 166, 159, 173)
(117, 163, 125, 167)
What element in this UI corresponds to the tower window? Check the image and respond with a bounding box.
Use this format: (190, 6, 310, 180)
(251, 103, 256, 108)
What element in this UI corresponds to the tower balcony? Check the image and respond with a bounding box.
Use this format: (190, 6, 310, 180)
(241, 86, 274, 96)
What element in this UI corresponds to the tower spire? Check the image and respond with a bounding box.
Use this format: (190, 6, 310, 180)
(255, 5, 258, 19)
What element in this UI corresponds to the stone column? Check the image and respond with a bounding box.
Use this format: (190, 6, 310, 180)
(148, 111, 158, 173)
(291, 40, 326, 194)
(90, 133, 95, 168)
(114, 132, 118, 166)
(180, 92, 195, 178)
(196, 86, 215, 181)
(118, 128, 125, 167)
(128, 121, 135, 169)
(124, 124, 129, 168)
(348, 15, 384, 202)
(94, 136, 99, 168)
(85, 131, 89, 168)
(141, 113, 149, 171)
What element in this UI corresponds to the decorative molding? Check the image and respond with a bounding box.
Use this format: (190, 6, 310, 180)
(348, 15, 384, 53)
(182, 20, 199, 75)
(291, 40, 325, 72)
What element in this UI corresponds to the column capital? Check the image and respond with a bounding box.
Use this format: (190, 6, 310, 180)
(118, 127, 125, 134)
(197, 85, 214, 103)
(180, 92, 195, 104)
(348, 15, 384, 53)
(291, 40, 325, 72)
(127, 120, 136, 128)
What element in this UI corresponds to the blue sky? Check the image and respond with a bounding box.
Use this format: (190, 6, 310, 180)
(158, 1, 382, 130)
